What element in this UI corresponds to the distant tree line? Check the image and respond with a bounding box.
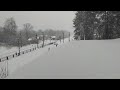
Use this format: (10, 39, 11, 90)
(73, 11, 120, 40)
(0, 17, 69, 47)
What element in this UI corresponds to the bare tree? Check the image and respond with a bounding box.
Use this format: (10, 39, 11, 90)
(23, 23, 33, 40)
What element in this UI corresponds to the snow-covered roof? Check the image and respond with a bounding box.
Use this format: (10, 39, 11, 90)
(51, 36, 56, 38)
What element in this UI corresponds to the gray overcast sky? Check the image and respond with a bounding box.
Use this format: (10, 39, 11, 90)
(0, 11, 75, 32)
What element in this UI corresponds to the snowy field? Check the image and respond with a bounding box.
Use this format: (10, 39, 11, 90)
(6, 38, 120, 79)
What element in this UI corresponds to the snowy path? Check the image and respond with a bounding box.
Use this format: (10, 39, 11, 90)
(7, 39, 120, 79)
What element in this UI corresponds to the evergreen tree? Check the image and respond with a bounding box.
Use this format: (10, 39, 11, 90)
(3, 17, 18, 45)
(73, 11, 86, 40)
(4, 17, 17, 36)
(73, 11, 120, 40)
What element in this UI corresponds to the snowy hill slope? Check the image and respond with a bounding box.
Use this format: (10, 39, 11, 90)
(7, 39, 120, 79)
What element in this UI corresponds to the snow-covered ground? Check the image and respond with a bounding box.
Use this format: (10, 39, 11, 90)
(0, 37, 71, 78)
(6, 38, 120, 79)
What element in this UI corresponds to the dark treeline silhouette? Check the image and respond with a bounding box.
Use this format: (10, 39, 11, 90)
(0, 17, 69, 47)
(73, 11, 120, 40)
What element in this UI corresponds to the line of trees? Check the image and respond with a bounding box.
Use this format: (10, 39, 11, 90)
(73, 11, 120, 40)
(0, 17, 69, 47)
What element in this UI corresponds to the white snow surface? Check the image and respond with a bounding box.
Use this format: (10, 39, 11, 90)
(7, 38, 120, 79)
(1, 38, 70, 78)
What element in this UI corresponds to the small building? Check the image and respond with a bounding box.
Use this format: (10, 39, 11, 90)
(50, 36, 56, 40)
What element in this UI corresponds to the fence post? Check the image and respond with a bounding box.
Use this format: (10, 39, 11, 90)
(42, 32, 45, 48)
(16, 53, 17, 56)
(13, 54, 14, 58)
(18, 38, 21, 56)
(69, 32, 70, 42)
(63, 32, 64, 43)
(6, 58, 9, 77)
(18, 52, 20, 56)
(6, 57, 9, 60)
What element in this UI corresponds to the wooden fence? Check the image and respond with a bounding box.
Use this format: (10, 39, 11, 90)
(0, 42, 55, 63)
